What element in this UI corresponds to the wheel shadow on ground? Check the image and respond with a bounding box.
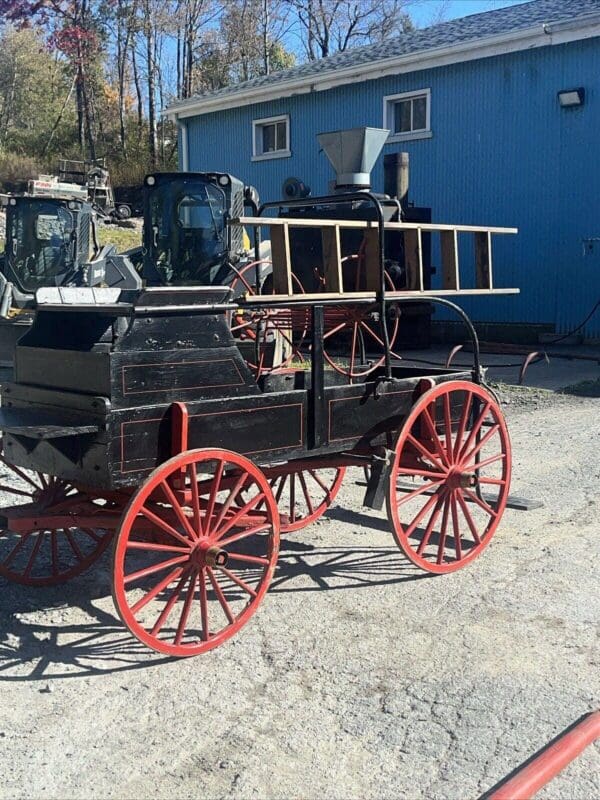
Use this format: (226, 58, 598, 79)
(0, 539, 427, 682)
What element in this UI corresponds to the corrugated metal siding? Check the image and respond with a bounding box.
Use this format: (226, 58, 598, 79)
(185, 38, 600, 337)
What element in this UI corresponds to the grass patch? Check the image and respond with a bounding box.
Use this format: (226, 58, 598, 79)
(97, 224, 141, 252)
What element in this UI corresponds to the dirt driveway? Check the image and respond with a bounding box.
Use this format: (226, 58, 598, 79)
(0, 380, 598, 800)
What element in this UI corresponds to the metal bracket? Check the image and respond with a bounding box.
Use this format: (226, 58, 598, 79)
(363, 448, 394, 510)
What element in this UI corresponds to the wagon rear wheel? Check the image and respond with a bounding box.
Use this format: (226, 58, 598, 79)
(0, 447, 111, 586)
(113, 449, 280, 657)
(264, 466, 346, 532)
(386, 381, 511, 573)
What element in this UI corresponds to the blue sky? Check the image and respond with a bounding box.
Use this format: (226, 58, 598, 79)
(411, 0, 529, 28)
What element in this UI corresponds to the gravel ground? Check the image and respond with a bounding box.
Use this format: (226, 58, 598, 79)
(0, 383, 598, 800)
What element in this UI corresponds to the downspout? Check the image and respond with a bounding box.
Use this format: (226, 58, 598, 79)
(177, 115, 189, 172)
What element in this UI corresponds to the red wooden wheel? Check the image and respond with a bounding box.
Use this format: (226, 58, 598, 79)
(113, 448, 280, 657)
(0, 450, 112, 586)
(386, 381, 511, 574)
(322, 265, 399, 379)
(264, 466, 346, 532)
(229, 261, 308, 376)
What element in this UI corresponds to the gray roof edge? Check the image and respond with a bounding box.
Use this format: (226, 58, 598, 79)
(165, 6, 600, 118)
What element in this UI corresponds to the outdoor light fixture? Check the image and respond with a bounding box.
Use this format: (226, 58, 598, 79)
(558, 88, 585, 107)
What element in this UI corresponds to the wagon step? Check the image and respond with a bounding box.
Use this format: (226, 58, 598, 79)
(0, 408, 100, 440)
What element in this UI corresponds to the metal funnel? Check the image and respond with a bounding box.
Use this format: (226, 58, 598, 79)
(317, 127, 389, 190)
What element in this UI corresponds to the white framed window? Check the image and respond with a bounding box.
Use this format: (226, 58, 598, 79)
(383, 89, 431, 142)
(252, 114, 290, 160)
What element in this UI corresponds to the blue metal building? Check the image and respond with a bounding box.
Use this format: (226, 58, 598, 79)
(166, 0, 600, 339)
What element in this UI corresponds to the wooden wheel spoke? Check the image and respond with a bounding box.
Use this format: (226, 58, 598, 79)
(406, 433, 447, 472)
(148, 569, 189, 634)
(359, 320, 385, 348)
(349, 322, 359, 372)
(23, 532, 44, 578)
(2, 532, 31, 567)
(218, 522, 271, 549)
(65, 529, 85, 561)
(204, 459, 224, 532)
(0, 484, 34, 498)
(308, 470, 329, 494)
(217, 566, 257, 597)
(289, 474, 296, 523)
(452, 390, 473, 460)
(207, 566, 235, 625)
(450, 492, 462, 561)
(396, 478, 446, 508)
(458, 400, 492, 462)
(51, 531, 59, 576)
(323, 321, 348, 340)
(298, 472, 314, 515)
(227, 552, 269, 566)
(443, 393, 453, 460)
(160, 480, 198, 542)
(211, 472, 248, 531)
(215, 491, 265, 539)
(416, 493, 445, 556)
(436, 497, 451, 564)
(395, 468, 446, 480)
(132, 566, 186, 616)
(459, 423, 500, 466)
(127, 540, 190, 554)
(478, 476, 505, 486)
(463, 488, 498, 518)
(188, 461, 203, 537)
(124, 554, 190, 585)
(139, 505, 192, 547)
(0, 461, 42, 490)
(403, 491, 442, 538)
(463, 452, 506, 472)
(456, 492, 482, 545)
(174, 572, 197, 646)
(421, 405, 450, 467)
(199, 569, 209, 641)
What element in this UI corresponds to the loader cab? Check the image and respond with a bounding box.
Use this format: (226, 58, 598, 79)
(142, 172, 246, 286)
(4, 196, 94, 294)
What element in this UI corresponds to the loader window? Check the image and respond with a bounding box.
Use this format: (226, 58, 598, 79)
(7, 201, 77, 292)
(148, 179, 228, 285)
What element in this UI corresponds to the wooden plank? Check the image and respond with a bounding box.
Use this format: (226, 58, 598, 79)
(403, 229, 423, 291)
(269, 223, 293, 295)
(241, 288, 520, 306)
(475, 231, 493, 289)
(232, 216, 518, 235)
(440, 229, 459, 290)
(362, 228, 381, 291)
(321, 226, 343, 292)
(242, 292, 378, 304)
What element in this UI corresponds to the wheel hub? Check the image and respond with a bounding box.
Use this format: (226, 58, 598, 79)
(190, 542, 228, 569)
(447, 468, 478, 490)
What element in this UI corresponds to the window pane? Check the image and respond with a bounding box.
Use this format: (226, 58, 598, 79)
(276, 121, 287, 151)
(262, 123, 276, 153)
(413, 96, 427, 130)
(394, 100, 412, 133)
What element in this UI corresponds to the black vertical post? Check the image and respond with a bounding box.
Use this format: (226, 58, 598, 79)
(310, 304, 325, 449)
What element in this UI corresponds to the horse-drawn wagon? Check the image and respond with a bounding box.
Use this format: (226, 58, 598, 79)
(0, 128, 520, 656)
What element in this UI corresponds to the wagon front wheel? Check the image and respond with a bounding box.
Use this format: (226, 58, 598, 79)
(386, 381, 511, 574)
(113, 449, 280, 656)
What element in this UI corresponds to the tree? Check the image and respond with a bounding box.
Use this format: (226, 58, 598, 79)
(286, 0, 413, 61)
